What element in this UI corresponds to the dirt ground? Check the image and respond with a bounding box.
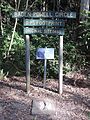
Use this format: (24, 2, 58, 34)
(0, 75, 90, 120)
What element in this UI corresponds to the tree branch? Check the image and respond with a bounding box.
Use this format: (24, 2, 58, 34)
(0, 1, 4, 36)
(7, 0, 21, 56)
(25, 0, 29, 10)
(29, 0, 39, 9)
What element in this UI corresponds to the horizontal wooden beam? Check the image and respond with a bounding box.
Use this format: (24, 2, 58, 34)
(24, 19, 65, 27)
(12, 11, 76, 18)
(24, 27, 64, 35)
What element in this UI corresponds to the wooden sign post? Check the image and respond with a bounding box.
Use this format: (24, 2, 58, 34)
(25, 35, 30, 94)
(59, 36, 63, 94)
(12, 10, 76, 94)
(36, 48, 54, 88)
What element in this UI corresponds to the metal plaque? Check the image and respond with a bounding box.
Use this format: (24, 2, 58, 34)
(24, 19, 65, 27)
(36, 48, 54, 59)
(12, 11, 76, 18)
(24, 27, 64, 35)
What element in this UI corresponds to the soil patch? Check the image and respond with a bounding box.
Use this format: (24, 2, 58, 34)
(0, 76, 90, 120)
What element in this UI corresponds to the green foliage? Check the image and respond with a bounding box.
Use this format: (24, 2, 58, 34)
(1, 1, 14, 13)
(1, 32, 25, 75)
(87, 111, 90, 119)
(30, 35, 59, 78)
(76, 19, 90, 67)
(0, 0, 89, 78)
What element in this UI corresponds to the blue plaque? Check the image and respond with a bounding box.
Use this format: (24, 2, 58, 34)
(36, 48, 54, 59)
(36, 48, 45, 59)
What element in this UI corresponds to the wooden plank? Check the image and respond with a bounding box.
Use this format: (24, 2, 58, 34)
(24, 19, 65, 27)
(12, 11, 76, 18)
(25, 35, 30, 94)
(59, 36, 63, 94)
(24, 27, 64, 35)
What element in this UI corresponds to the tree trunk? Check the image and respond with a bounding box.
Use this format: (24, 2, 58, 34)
(80, 0, 90, 21)
(0, 2, 3, 36)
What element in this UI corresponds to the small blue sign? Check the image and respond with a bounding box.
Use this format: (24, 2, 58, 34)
(36, 48, 54, 59)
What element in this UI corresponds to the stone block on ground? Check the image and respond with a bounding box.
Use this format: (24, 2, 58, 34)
(31, 98, 56, 115)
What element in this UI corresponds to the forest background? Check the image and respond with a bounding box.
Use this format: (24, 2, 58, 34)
(0, 0, 90, 79)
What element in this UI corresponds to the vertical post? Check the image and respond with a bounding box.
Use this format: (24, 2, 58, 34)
(44, 58, 47, 88)
(59, 36, 63, 94)
(25, 35, 30, 94)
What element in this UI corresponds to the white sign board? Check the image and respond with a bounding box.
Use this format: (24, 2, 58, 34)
(36, 48, 54, 59)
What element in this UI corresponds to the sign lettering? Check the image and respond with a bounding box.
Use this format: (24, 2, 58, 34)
(24, 28, 64, 35)
(12, 11, 76, 18)
(24, 19, 65, 27)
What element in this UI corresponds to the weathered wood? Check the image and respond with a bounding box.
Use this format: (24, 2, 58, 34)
(24, 19, 65, 27)
(59, 36, 63, 94)
(12, 11, 76, 18)
(25, 35, 30, 94)
(43, 59, 47, 88)
(24, 28, 64, 35)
